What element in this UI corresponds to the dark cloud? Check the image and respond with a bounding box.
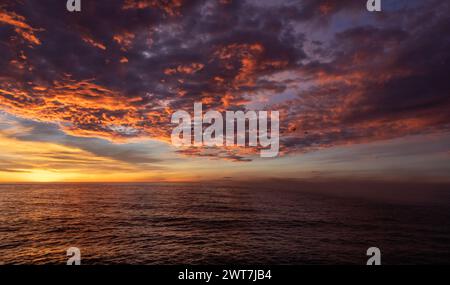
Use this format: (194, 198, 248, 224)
(0, 0, 449, 161)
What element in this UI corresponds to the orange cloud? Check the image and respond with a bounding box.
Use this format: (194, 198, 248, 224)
(113, 31, 135, 51)
(0, 8, 42, 45)
(81, 35, 107, 50)
(164, 63, 204, 75)
(122, 0, 184, 16)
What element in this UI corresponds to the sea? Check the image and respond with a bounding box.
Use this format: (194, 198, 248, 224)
(1, 181, 450, 265)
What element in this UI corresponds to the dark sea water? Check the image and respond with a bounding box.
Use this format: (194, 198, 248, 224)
(1, 182, 450, 265)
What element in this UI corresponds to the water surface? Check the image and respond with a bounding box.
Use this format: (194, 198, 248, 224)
(1, 182, 450, 264)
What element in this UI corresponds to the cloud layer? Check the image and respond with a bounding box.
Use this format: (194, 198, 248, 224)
(0, 0, 449, 162)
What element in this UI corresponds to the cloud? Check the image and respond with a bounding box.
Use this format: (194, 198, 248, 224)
(1, 115, 166, 165)
(0, 7, 42, 45)
(0, 0, 448, 162)
(276, 2, 450, 155)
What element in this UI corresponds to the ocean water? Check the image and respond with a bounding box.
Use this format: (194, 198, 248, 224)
(1, 182, 450, 265)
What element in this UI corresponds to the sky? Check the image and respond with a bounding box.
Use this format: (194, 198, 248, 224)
(0, 0, 449, 183)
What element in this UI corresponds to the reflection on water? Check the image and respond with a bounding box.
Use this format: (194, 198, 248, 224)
(0, 182, 450, 264)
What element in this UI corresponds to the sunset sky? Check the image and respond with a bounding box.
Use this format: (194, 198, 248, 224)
(0, 0, 449, 182)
